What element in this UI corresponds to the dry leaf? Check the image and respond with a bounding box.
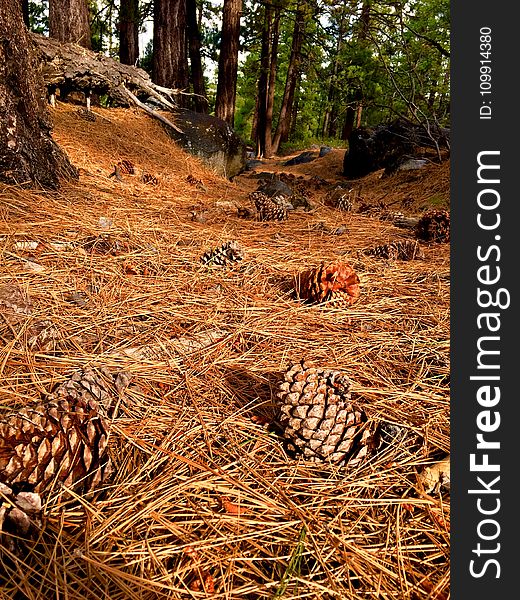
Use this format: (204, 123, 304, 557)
(218, 495, 250, 516)
(417, 455, 450, 494)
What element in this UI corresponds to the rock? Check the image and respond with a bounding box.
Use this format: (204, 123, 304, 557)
(284, 151, 318, 166)
(343, 119, 449, 179)
(258, 179, 294, 199)
(245, 159, 264, 171)
(319, 146, 333, 157)
(384, 158, 429, 176)
(167, 109, 247, 179)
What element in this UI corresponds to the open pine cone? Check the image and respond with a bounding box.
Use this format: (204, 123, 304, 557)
(0, 368, 130, 496)
(277, 360, 375, 466)
(364, 239, 425, 260)
(414, 209, 450, 242)
(295, 261, 360, 307)
(200, 241, 244, 267)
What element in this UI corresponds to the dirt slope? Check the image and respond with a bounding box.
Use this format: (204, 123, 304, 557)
(0, 104, 450, 599)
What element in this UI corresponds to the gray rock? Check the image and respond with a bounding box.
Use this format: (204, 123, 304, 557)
(284, 151, 317, 166)
(166, 108, 247, 179)
(319, 146, 333, 157)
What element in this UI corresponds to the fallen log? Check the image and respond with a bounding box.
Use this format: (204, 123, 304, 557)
(32, 33, 181, 112)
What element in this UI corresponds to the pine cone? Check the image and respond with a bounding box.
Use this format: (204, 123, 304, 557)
(0, 482, 42, 556)
(296, 261, 360, 307)
(414, 209, 450, 242)
(76, 108, 96, 122)
(0, 368, 130, 495)
(141, 172, 159, 185)
(325, 187, 353, 212)
(116, 159, 135, 175)
(249, 191, 288, 221)
(364, 240, 425, 260)
(201, 241, 244, 267)
(277, 360, 374, 466)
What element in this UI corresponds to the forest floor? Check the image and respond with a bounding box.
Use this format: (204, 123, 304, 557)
(0, 104, 449, 599)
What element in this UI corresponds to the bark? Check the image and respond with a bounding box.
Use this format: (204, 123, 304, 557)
(0, 1, 77, 188)
(255, 3, 271, 157)
(271, 1, 306, 154)
(264, 6, 280, 158)
(153, 0, 189, 94)
(49, 0, 92, 49)
(119, 0, 139, 66)
(34, 33, 181, 110)
(21, 0, 29, 27)
(186, 0, 208, 112)
(214, 0, 242, 125)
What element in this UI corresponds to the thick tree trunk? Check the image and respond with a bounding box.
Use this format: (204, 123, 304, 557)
(153, 0, 189, 96)
(0, 1, 77, 188)
(119, 0, 139, 66)
(214, 0, 242, 125)
(49, 0, 92, 49)
(271, 2, 306, 154)
(186, 0, 208, 113)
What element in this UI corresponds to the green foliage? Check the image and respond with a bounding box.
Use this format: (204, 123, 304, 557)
(140, 39, 154, 76)
(236, 0, 450, 151)
(28, 0, 49, 34)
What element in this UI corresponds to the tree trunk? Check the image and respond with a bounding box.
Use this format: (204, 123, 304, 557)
(214, 0, 242, 125)
(49, 0, 92, 49)
(271, 1, 306, 154)
(0, 1, 77, 188)
(186, 0, 208, 112)
(119, 0, 139, 66)
(322, 9, 345, 138)
(343, 0, 370, 142)
(153, 0, 189, 95)
(264, 6, 280, 158)
(255, 2, 271, 157)
(21, 0, 29, 27)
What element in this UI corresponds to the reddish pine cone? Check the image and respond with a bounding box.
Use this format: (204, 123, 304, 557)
(296, 261, 360, 307)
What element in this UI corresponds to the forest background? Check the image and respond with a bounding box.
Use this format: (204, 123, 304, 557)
(24, 0, 450, 157)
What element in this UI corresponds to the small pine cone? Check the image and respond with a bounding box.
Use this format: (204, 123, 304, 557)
(365, 240, 425, 260)
(141, 172, 159, 185)
(76, 108, 96, 122)
(325, 187, 353, 211)
(414, 209, 450, 242)
(117, 159, 135, 175)
(186, 174, 207, 191)
(296, 261, 360, 307)
(277, 360, 374, 466)
(200, 241, 244, 267)
(80, 234, 129, 255)
(249, 191, 288, 221)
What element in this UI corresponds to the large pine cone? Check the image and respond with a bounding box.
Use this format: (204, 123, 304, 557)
(414, 209, 450, 242)
(277, 360, 375, 466)
(0, 368, 129, 495)
(296, 261, 360, 307)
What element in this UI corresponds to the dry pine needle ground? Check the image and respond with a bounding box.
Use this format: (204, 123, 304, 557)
(0, 104, 449, 599)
